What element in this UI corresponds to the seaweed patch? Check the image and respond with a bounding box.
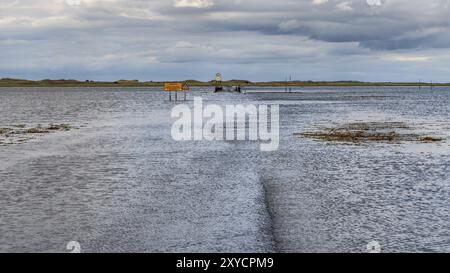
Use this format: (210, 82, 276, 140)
(296, 122, 445, 144)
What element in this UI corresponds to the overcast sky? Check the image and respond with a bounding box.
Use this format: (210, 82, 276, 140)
(1, 0, 450, 82)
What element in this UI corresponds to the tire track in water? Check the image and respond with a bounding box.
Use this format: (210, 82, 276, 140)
(260, 177, 278, 252)
(181, 142, 276, 252)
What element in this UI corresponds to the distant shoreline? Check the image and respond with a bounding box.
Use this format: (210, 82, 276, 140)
(1, 78, 449, 87)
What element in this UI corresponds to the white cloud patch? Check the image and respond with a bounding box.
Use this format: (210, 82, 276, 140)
(312, 0, 328, 5)
(65, 0, 81, 6)
(367, 0, 382, 7)
(385, 54, 432, 62)
(174, 0, 214, 8)
(336, 1, 353, 12)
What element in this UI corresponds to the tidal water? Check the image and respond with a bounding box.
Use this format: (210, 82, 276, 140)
(0, 86, 449, 253)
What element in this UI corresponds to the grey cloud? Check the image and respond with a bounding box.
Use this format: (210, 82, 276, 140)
(1, 0, 450, 81)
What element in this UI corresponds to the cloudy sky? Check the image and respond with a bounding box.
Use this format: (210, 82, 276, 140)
(1, 0, 450, 82)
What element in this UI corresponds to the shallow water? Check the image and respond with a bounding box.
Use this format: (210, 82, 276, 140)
(0, 86, 449, 253)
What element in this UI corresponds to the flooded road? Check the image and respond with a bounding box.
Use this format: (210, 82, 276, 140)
(0, 87, 449, 253)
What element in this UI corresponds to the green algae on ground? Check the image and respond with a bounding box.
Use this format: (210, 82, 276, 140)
(47, 124, 72, 131)
(0, 128, 12, 135)
(0, 124, 77, 145)
(25, 128, 50, 134)
(297, 122, 445, 144)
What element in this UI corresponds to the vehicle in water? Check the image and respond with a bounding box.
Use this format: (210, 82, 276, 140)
(214, 86, 242, 93)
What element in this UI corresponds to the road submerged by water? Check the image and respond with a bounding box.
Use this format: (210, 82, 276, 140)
(0, 87, 449, 253)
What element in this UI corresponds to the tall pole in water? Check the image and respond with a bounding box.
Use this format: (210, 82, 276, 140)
(285, 76, 288, 92)
(289, 75, 292, 93)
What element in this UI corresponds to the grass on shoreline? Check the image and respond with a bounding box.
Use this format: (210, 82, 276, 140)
(1, 78, 449, 88)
